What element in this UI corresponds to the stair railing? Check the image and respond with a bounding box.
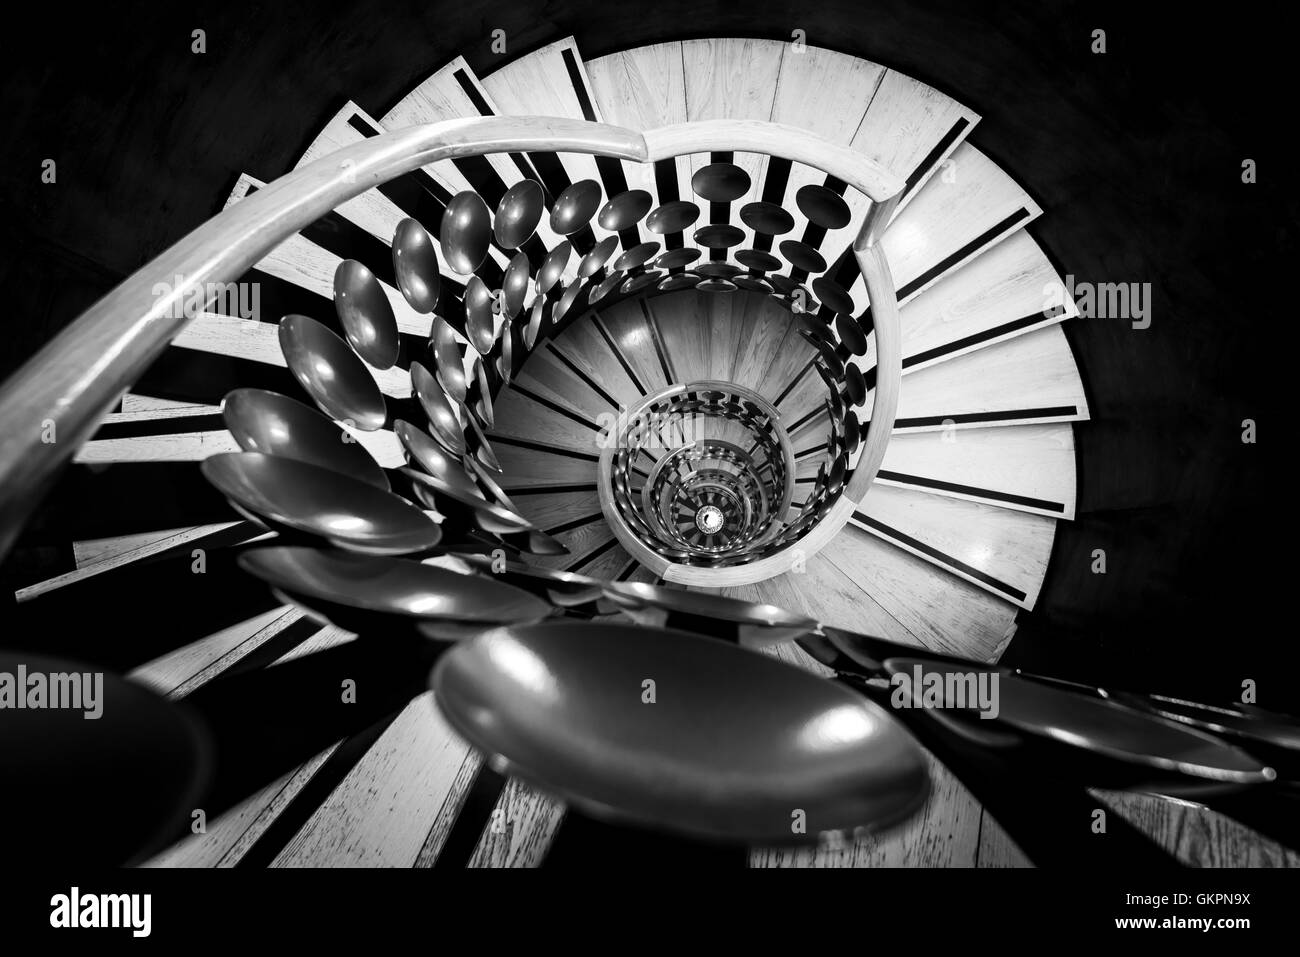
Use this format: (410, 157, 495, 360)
(0, 117, 903, 582)
(599, 380, 796, 568)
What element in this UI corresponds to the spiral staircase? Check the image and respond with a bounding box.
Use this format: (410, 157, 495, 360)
(2, 36, 1293, 869)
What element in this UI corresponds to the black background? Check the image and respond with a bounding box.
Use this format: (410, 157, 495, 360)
(0, 0, 1295, 706)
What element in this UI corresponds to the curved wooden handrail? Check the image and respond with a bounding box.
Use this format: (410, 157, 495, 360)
(0, 116, 647, 561)
(844, 244, 901, 501)
(0, 116, 901, 580)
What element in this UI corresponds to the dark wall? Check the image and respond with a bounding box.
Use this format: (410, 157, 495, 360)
(1, 1, 1293, 704)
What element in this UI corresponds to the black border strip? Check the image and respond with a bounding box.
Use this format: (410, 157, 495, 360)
(567, 534, 621, 573)
(561, 47, 630, 205)
(429, 764, 508, 870)
(509, 382, 602, 431)
(545, 510, 608, 535)
(903, 308, 1066, 370)
(93, 412, 226, 441)
(901, 117, 971, 199)
(654, 158, 685, 253)
(773, 359, 815, 407)
(235, 707, 405, 868)
(450, 69, 542, 188)
(786, 404, 825, 434)
(895, 208, 1031, 301)
(506, 482, 598, 496)
(890, 406, 1078, 429)
(592, 313, 648, 395)
(875, 470, 1066, 514)
(852, 511, 1027, 602)
(638, 300, 676, 383)
(487, 435, 600, 461)
(545, 342, 620, 409)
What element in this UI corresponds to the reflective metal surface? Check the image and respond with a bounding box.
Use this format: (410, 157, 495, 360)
(239, 546, 551, 626)
(403, 466, 486, 514)
(1108, 692, 1300, 754)
(524, 295, 546, 349)
(844, 409, 861, 454)
(579, 235, 620, 278)
(655, 247, 702, 270)
(457, 555, 606, 606)
(693, 224, 745, 249)
(801, 331, 845, 376)
(598, 189, 653, 230)
(502, 252, 530, 319)
(736, 249, 782, 272)
(494, 180, 544, 249)
(430, 318, 468, 403)
(603, 580, 819, 645)
(734, 276, 774, 293)
(697, 263, 741, 279)
(538, 240, 572, 294)
(620, 271, 663, 295)
(796, 184, 852, 229)
(203, 452, 442, 554)
(403, 468, 524, 541)
(590, 271, 624, 303)
(884, 657, 1276, 789)
(469, 358, 495, 431)
(740, 201, 795, 235)
(463, 277, 498, 355)
(440, 191, 493, 275)
(393, 419, 483, 500)
(432, 621, 931, 844)
(553, 280, 587, 323)
(278, 314, 386, 431)
(550, 180, 602, 235)
(812, 277, 856, 318)
(333, 259, 399, 369)
(768, 274, 803, 295)
(613, 242, 660, 271)
(835, 312, 869, 355)
(409, 361, 467, 456)
(658, 272, 703, 291)
(223, 388, 389, 490)
(392, 217, 441, 313)
(691, 163, 751, 202)
(465, 494, 535, 534)
(796, 312, 833, 343)
(497, 320, 514, 383)
(462, 451, 513, 504)
(844, 363, 867, 405)
(780, 240, 828, 273)
(646, 200, 701, 234)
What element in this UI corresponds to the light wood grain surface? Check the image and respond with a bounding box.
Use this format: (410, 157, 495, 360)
(855, 483, 1057, 609)
(863, 326, 1090, 431)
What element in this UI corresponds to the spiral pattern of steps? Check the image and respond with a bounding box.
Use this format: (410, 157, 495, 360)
(11, 36, 1293, 869)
